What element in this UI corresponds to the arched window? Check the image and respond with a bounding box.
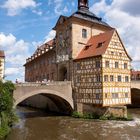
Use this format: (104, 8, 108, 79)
(82, 29, 87, 38)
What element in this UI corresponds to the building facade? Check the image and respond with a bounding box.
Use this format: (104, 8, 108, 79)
(24, 0, 131, 116)
(73, 30, 131, 108)
(25, 0, 112, 82)
(25, 40, 57, 82)
(0, 51, 5, 80)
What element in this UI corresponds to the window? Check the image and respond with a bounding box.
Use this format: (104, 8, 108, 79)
(125, 76, 129, 82)
(59, 32, 62, 40)
(105, 61, 109, 68)
(105, 93, 108, 98)
(82, 29, 87, 38)
(77, 76, 81, 82)
(124, 63, 127, 69)
(112, 93, 118, 98)
(110, 75, 114, 82)
(97, 42, 103, 48)
(119, 53, 122, 56)
(96, 61, 100, 68)
(125, 93, 128, 98)
(111, 51, 114, 55)
(96, 94, 99, 99)
(96, 75, 101, 82)
(104, 75, 108, 82)
(115, 62, 119, 68)
(77, 63, 81, 70)
(118, 75, 122, 82)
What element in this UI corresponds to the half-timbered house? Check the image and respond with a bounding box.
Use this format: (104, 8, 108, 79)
(74, 29, 131, 109)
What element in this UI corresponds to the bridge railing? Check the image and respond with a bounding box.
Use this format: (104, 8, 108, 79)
(131, 80, 140, 83)
(15, 81, 72, 87)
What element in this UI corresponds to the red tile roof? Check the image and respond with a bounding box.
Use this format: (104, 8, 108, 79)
(75, 29, 115, 60)
(131, 70, 140, 75)
(45, 39, 54, 46)
(0, 50, 5, 57)
(34, 39, 54, 54)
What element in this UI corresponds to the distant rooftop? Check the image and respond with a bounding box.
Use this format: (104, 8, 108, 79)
(0, 50, 5, 57)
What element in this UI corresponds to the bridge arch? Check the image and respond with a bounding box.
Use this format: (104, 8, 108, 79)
(14, 87, 74, 116)
(15, 89, 73, 108)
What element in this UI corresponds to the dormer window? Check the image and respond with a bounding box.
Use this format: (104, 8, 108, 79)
(97, 41, 105, 48)
(84, 44, 92, 50)
(59, 32, 62, 40)
(82, 29, 87, 38)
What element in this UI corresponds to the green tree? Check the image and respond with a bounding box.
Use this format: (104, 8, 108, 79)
(0, 81, 17, 138)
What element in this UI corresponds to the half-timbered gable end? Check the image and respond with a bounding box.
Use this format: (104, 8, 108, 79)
(102, 30, 131, 106)
(74, 29, 131, 107)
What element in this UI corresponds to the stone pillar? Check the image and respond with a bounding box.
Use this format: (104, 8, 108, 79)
(77, 103, 83, 114)
(104, 106, 128, 118)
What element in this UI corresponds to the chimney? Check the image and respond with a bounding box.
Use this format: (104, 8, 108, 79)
(78, 0, 89, 11)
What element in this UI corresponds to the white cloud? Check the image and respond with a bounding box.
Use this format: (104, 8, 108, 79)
(32, 9, 43, 16)
(63, 6, 68, 13)
(2, 0, 37, 16)
(5, 68, 21, 75)
(0, 33, 30, 81)
(90, 0, 140, 69)
(44, 30, 56, 43)
(72, 2, 75, 7)
(53, 0, 69, 15)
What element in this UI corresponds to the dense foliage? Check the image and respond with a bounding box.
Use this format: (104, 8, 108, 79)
(0, 81, 17, 138)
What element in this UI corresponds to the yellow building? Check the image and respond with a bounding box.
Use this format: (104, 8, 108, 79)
(73, 29, 131, 115)
(0, 51, 5, 80)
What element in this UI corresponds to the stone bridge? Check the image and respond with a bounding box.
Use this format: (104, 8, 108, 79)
(129, 81, 140, 107)
(13, 82, 74, 110)
(131, 81, 140, 89)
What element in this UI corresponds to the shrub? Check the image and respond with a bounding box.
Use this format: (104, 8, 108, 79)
(0, 81, 17, 138)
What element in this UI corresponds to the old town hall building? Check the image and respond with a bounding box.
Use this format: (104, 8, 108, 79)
(24, 0, 131, 116)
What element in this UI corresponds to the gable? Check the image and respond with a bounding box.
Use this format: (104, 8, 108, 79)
(53, 15, 68, 30)
(104, 30, 131, 60)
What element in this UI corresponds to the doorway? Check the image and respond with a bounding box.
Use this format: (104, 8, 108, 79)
(59, 67, 67, 81)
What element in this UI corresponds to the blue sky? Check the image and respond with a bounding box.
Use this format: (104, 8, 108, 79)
(0, 0, 140, 82)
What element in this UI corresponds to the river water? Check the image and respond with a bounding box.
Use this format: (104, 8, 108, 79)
(6, 107, 140, 140)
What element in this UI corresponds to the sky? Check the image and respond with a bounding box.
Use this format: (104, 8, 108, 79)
(0, 0, 140, 82)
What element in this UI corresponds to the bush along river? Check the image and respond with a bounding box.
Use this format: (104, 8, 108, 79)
(6, 106, 140, 140)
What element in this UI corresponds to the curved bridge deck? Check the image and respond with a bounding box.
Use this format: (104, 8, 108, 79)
(13, 81, 73, 108)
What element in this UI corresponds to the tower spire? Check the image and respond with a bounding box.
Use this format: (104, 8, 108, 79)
(78, 0, 89, 11)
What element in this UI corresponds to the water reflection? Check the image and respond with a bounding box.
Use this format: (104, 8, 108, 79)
(7, 107, 140, 140)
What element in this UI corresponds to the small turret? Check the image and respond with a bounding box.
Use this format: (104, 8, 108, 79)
(78, 0, 89, 11)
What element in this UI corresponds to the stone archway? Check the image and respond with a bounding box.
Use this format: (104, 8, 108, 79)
(17, 93, 73, 115)
(130, 88, 140, 107)
(14, 89, 73, 109)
